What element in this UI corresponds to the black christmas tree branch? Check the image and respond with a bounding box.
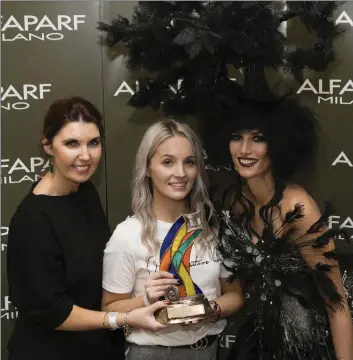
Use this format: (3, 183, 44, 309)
(99, 1, 342, 115)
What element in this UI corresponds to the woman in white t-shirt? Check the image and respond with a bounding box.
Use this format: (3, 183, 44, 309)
(102, 119, 244, 360)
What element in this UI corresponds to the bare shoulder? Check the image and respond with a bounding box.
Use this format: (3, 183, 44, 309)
(282, 184, 321, 225)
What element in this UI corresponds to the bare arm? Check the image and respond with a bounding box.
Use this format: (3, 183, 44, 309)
(56, 302, 168, 332)
(102, 291, 144, 312)
(55, 305, 121, 331)
(325, 266, 353, 360)
(213, 278, 244, 318)
(286, 188, 353, 359)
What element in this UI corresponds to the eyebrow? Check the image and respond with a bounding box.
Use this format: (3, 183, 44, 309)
(232, 131, 263, 135)
(160, 154, 196, 158)
(62, 136, 101, 143)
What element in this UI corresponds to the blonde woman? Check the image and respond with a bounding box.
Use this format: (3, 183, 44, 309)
(102, 120, 243, 360)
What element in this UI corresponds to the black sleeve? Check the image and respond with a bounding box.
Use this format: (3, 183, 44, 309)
(7, 210, 74, 329)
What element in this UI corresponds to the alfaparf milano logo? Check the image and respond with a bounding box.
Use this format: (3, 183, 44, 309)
(1, 84, 51, 111)
(1, 157, 48, 185)
(332, 151, 353, 168)
(1, 226, 8, 252)
(296, 79, 353, 105)
(336, 10, 353, 27)
(329, 215, 353, 240)
(1, 297, 18, 321)
(113, 79, 184, 97)
(0, 14, 86, 41)
(113, 78, 237, 97)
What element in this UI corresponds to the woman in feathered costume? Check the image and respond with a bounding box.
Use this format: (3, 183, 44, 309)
(99, 2, 353, 358)
(208, 96, 353, 360)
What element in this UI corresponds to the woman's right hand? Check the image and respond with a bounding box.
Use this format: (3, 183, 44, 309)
(144, 271, 179, 304)
(127, 301, 169, 332)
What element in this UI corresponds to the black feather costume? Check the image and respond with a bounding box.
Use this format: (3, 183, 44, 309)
(216, 183, 351, 360)
(99, 2, 353, 358)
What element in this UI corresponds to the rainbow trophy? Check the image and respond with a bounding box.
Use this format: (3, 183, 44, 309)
(155, 211, 213, 324)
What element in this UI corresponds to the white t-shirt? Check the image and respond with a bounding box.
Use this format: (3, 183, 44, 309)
(103, 216, 229, 346)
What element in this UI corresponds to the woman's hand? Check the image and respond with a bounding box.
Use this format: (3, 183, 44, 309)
(144, 271, 179, 304)
(127, 301, 169, 332)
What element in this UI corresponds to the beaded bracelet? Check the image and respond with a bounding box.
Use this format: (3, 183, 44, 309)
(123, 309, 132, 336)
(209, 300, 222, 321)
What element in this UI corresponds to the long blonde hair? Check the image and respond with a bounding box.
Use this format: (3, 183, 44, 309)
(131, 119, 215, 253)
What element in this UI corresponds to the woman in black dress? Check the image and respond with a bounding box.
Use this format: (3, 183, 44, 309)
(207, 99, 353, 360)
(6, 97, 169, 360)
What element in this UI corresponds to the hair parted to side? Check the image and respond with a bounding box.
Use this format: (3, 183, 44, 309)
(132, 119, 215, 253)
(41, 96, 104, 151)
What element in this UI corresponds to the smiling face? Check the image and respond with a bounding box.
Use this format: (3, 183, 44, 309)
(229, 129, 271, 180)
(43, 121, 102, 186)
(148, 136, 198, 204)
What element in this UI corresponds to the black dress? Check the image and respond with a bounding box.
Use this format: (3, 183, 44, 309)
(216, 196, 352, 360)
(7, 181, 125, 360)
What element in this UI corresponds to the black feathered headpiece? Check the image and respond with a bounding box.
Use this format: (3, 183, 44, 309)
(99, 1, 341, 178)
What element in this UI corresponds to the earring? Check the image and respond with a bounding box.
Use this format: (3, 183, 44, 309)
(234, 164, 238, 171)
(48, 154, 54, 173)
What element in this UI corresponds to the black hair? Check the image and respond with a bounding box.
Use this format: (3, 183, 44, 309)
(42, 96, 104, 146)
(203, 97, 318, 180)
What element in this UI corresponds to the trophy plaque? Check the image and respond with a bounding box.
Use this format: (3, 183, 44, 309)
(155, 211, 213, 324)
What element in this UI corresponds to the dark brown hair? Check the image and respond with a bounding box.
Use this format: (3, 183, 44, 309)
(42, 96, 104, 145)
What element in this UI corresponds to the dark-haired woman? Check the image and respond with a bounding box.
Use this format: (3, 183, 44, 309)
(6, 97, 168, 360)
(205, 100, 353, 359)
